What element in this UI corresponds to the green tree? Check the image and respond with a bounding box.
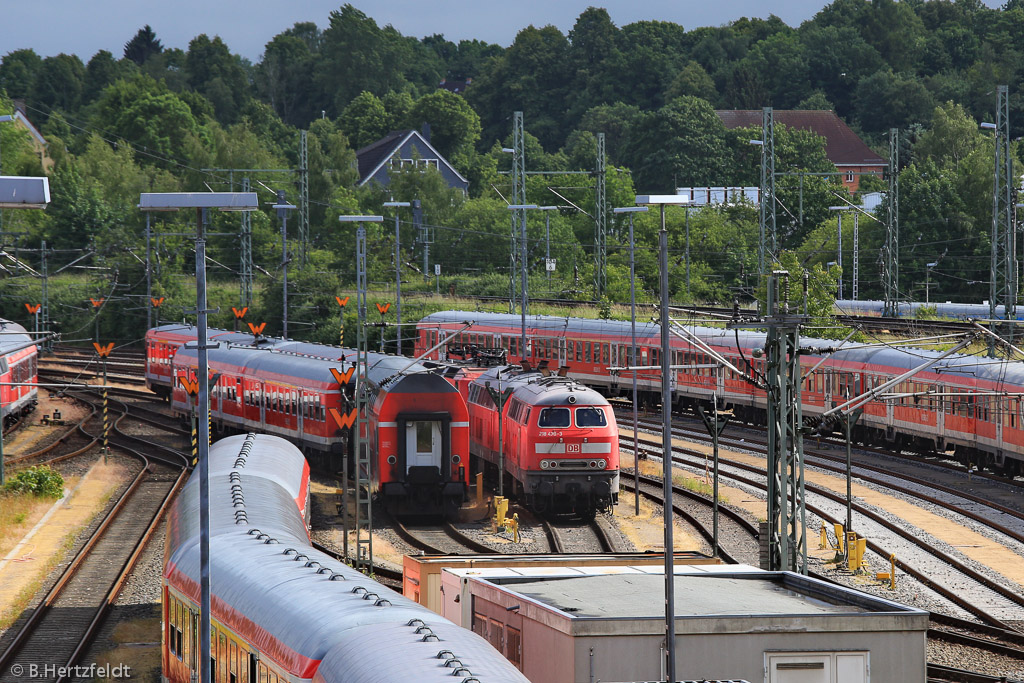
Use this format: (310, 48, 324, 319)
(0, 49, 42, 99)
(92, 76, 201, 164)
(626, 96, 730, 192)
(408, 90, 481, 158)
(339, 91, 389, 149)
(32, 54, 86, 118)
(185, 34, 250, 124)
(318, 5, 412, 116)
(123, 25, 164, 65)
(913, 101, 984, 171)
(256, 31, 318, 127)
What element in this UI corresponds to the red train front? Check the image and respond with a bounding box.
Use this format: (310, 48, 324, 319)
(467, 365, 619, 518)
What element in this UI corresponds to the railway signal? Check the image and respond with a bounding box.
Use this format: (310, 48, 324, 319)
(24, 303, 40, 314)
(151, 297, 165, 308)
(328, 407, 357, 431)
(247, 322, 266, 336)
(330, 366, 355, 386)
(94, 341, 115, 460)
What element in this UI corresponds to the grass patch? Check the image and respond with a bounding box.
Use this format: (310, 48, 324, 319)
(0, 490, 61, 558)
(0, 528, 77, 630)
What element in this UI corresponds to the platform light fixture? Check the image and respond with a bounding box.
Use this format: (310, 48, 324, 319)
(138, 191, 257, 683)
(384, 201, 412, 354)
(613, 205, 649, 517)
(634, 193, 687, 683)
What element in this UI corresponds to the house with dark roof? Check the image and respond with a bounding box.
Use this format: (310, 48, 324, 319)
(716, 110, 885, 192)
(355, 128, 469, 193)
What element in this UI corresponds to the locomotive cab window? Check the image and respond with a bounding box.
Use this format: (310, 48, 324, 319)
(575, 406, 607, 427)
(538, 407, 570, 428)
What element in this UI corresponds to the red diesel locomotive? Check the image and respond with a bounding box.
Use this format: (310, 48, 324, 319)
(465, 365, 619, 518)
(147, 325, 470, 515)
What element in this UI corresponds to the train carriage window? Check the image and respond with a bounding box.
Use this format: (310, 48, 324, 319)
(169, 599, 177, 657)
(651, 347, 660, 367)
(230, 642, 238, 683)
(602, 344, 610, 365)
(538, 407, 570, 428)
(258, 664, 268, 683)
(582, 342, 590, 363)
(575, 407, 607, 427)
(219, 633, 227, 683)
(576, 342, 583, 362)
(248, 653, 257, 683)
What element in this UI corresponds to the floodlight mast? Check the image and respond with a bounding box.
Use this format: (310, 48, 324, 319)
(138, 192, 257, 683)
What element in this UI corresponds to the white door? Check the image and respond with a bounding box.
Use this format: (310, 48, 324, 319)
(406, 421, 442, 470)
(768, 654, 830, 683)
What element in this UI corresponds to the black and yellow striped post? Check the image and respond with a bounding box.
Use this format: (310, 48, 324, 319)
(102, 387, 109, 464)
(336, 296, 349, 347)
(191, 413, 198, 466)
(93, 342, 114, 465)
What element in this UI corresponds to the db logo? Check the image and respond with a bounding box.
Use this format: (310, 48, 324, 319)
(566, 443, 581, 453)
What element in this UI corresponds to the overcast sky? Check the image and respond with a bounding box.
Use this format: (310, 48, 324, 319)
(4, 0, 997, 64)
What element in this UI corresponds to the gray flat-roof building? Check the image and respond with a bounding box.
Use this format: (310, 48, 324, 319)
(442, 564, 927, 683)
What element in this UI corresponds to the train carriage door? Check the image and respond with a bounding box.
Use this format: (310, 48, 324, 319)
(406, 420, 443, 472)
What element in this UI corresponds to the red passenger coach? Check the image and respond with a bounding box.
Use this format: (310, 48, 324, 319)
(0, 320, 38, 425)
(467, 366, 619, 518)
(146, 325, 255, 399)
(154, 325, 470, 516)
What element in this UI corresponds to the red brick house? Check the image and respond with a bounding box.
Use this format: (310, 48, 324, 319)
(716, 110, 885, 192)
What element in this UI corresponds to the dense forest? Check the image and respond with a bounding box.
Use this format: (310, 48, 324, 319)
(0, 1, 1021, 344)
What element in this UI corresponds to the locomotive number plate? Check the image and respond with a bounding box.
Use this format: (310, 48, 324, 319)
(538, 431, 563, 437)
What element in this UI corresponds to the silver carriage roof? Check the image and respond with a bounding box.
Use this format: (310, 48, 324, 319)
(421, 310, 1024, 388)
(166, 434, 528, 683)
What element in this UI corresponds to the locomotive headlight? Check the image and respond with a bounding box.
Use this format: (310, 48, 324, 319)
(598, 459, 606, 469)
(387, 455, 397, 465)
(540, 460, 549, 469)
(452, 454, 461, 464)
(589, 460, 597, 468)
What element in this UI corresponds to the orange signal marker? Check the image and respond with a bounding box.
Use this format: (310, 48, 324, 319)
(151, 297, 165, 307)
(329, 408, 358, 430)
(24, 303, 40, 314)
(178, 376, 199, 396)
(376, 302, 391, 315)
(247, 322, 267, 335)
(335, 296, 350, 308)
(90, 298, 105, 308)
(231, 306, 248, 319)
(330, 367, 355, 385)
(93, 342, 115, 357)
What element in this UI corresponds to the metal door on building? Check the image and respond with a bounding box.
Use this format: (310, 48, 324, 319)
(767, 652, 867, 683)
(406, 421, 442, 471)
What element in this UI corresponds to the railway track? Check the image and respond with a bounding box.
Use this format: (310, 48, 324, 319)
(625, 430, 1024, 629)
(393, 518, 499, 555)
(626, 413, 1024, 545)
(540, 514, 623, 553)
(0, 398, 189, 683)
(617, 451, 1024, 677)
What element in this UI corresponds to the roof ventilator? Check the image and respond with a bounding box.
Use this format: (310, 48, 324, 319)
(328, 573, 345, 581)
(451, 668, 472, 677)
(293, 554, 308, 563)
(352, 586, 367, 595)
(435, 650, 454, 660)
(374, 598, 391, 607)
(229, 472, 241, 482)
(282, 548, 298, 556)
(362, 592, 379, 601)
(444, 658, 463, 669)
(304, 560, 321, 570)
